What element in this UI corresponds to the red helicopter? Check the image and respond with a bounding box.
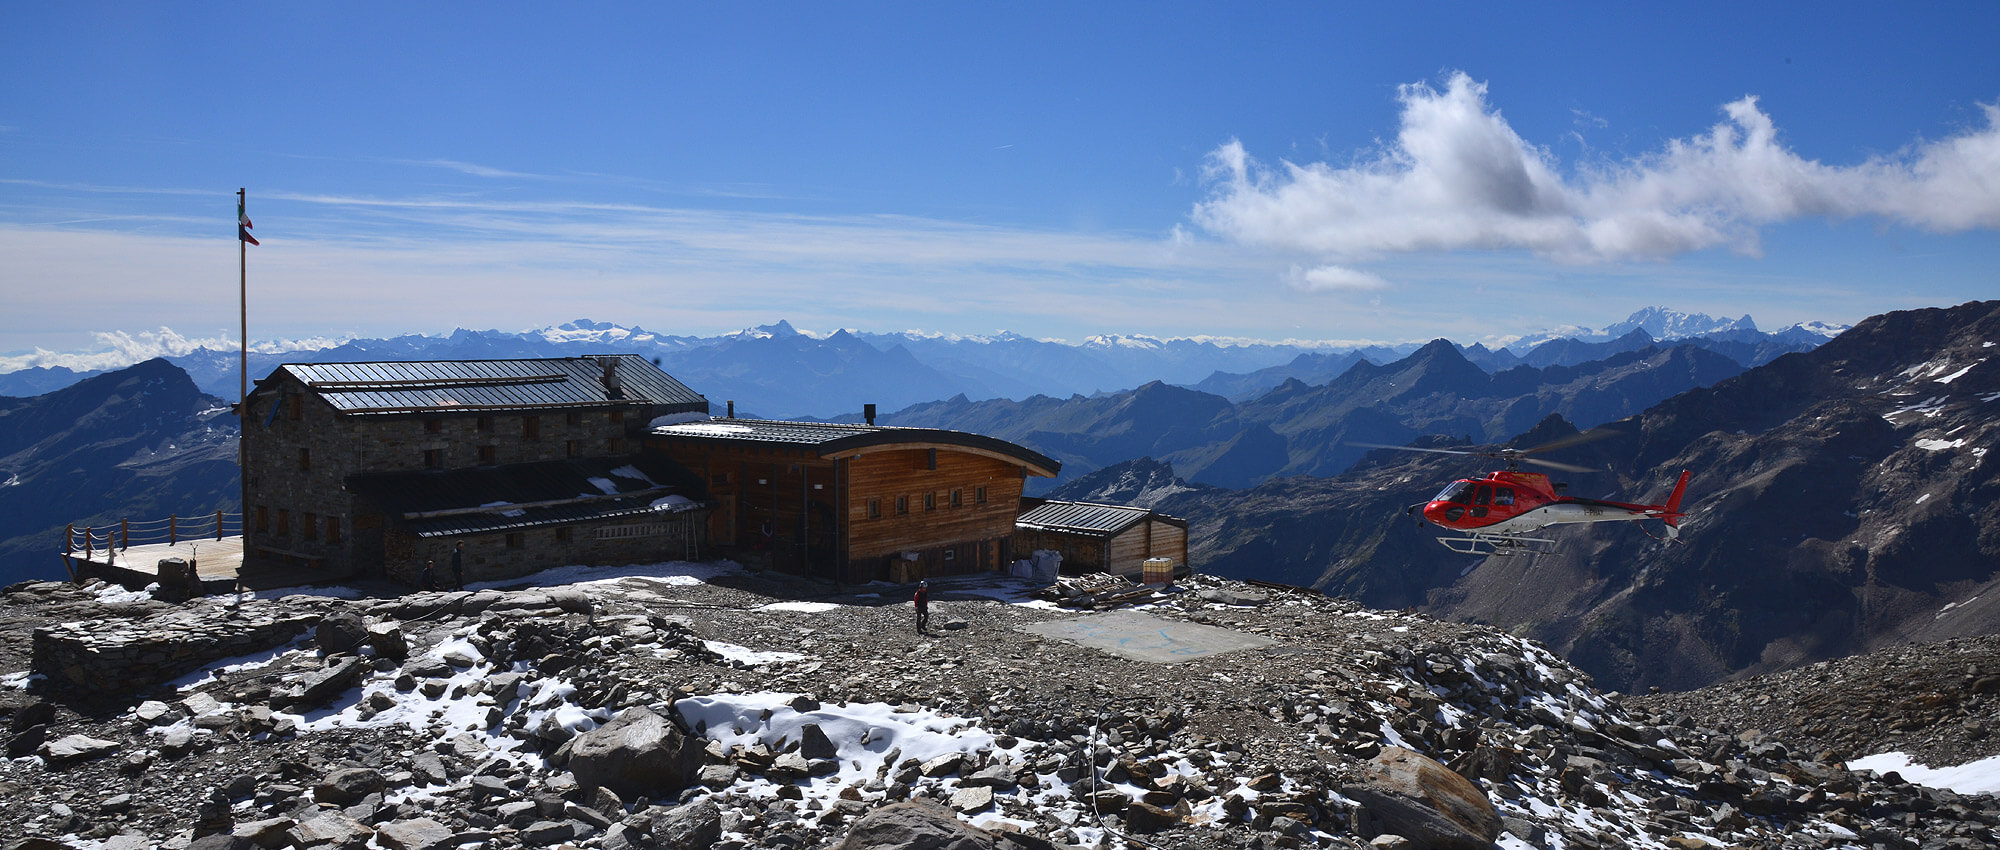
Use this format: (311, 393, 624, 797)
(1354, 436, 1691, 556)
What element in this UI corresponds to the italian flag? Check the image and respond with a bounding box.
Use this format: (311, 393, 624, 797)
(238, 199, 258, 246)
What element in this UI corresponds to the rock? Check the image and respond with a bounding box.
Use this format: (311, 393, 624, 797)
(375, 817, 457, 850)
(570, 706, 704, 799)
(950, 785, 994, 813)
(186, 836, 256, 850)
(366, 622, 409, 660)
(919, 752, 965, 777)
(1124, 801, 1179, 833)
(10, 700, 55, 734)
(942, 619, 970, 630)
(289, 811, 373, 848)
(7, 724, 46, 757)
(1340, 747, 1501, 850)
(964, 762, 1018, 790)
(316, 610, 369, 655)
(160, 726, 197, 758)
(832, 799, 1004, 849)
(519, 820, 576, 844)
(652, 799, 723, 849)
(799, 722, 839, 760)
(40, 733, 121, 764)
(135, 700, 177, 725)
(291, 656, 367, 710)
(314, 767, 386, 805)
(231, 817, 297, 849)
(1197, 587, 1271, 607)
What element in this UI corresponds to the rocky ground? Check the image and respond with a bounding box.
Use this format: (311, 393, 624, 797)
(1, 563, 1997, 850)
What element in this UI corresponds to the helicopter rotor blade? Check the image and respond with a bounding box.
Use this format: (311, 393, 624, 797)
(1516, 427, 1623, 456)
(1347, 441, 1480, 457)
(1521, 456, 1598, 474)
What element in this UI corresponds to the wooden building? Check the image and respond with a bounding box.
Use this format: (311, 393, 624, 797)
(238, 356, 711, 585)
(1012, 498, 1190, 579)
(646, 418, 1060, 582)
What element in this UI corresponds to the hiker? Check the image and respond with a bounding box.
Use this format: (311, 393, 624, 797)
(450, 541, 466, 590)
(913, 580, 930, 633)
(420, 558, 437, 591)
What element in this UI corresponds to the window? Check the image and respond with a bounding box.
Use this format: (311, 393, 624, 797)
(522, 416, 540, 440)
(566, 440, 582, 458)
(976, 486, 987, 504)
(302, 512, 318, 540)
(943, 549, 956, 562)
(255, 506, 268, 533)
(326, 517, 341, 544)
(950, 490, 962, 507)
(895, 496, 909, 515)
(1494, 487, 1516, 506)
(478, 445, 496, 464)
(424, 418, 442, 433)
(505, 532, 524, 549)
(924, 493, 936, 511)
(276, 509, 291, 537)
(477, 416, 494, 433)
(554, 527, 572, 543)
(609, 409, 625, 424)
(287, 394, 302, 421)
(1473, 485, 1492, 506)
(298, 447, 311, 472)
(424, 448, 444, 469)
(606, 437, 624, 453)
(867, 499, 881, 519)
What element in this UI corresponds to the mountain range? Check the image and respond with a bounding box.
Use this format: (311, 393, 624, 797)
(0, 308, 1839, 419)
(1052, 299, 2000, 694)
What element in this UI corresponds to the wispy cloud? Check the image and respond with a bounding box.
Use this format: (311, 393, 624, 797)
(1193, 72, 2000, 269)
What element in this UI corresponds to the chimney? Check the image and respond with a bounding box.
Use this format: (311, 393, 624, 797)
(726, 400, 735, 419)
(864, 403, 876, 426)
(599, 356, 624, 400)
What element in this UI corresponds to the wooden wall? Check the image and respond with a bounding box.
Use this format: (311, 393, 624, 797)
(1015, 517, 1190, 578)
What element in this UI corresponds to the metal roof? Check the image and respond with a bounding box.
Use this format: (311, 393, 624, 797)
(650, 418, 1061, 477)
(1016, 499, 1180, 538)
(268, 356, 706, 416)
(346, 454, 704, 538)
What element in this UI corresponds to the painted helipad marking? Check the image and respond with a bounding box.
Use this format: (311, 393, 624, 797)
(1020, 610, 1276, 664)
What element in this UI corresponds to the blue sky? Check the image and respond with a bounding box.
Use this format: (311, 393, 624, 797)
(3, 3, 1997, 368)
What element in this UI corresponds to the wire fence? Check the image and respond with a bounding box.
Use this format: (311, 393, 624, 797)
(64, 511, 243, 562)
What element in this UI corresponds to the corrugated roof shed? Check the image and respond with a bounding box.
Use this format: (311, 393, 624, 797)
(1016, 500, 1158, 538)
(272, 355, 706, 415)
(346, 454, 703, 538)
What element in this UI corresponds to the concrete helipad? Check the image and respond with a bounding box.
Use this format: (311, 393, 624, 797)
(1020, 610, 1276, 664)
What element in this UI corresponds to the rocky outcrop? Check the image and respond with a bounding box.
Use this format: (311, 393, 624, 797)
(30, 602, 316, 695)
(568, 706, 705, 800)
(1342, 747, 1500, 850)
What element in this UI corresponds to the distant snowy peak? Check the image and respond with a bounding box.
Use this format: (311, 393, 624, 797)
(1779, 320, 1851, 339)
(1603, 306, 1757, 340)
(1081, 333, 1168, 351)
(536, 319, 657, 345)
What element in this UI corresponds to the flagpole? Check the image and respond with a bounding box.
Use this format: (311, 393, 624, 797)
(239, 187, 248, 409)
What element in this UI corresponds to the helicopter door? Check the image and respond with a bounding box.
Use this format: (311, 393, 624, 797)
(1471, 484, 1492, 517)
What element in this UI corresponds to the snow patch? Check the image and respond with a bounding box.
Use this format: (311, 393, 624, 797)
(702, 641, 806, 666)
(1915, 438, 1966, 452)
(479, 500, 526, 517)
(1848, 751, 2000, 797)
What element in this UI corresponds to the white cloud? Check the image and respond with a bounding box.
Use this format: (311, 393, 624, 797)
(1290, 264, 1389, 292)
(0, 328, 347, 374)
(1193, 72, 2000, 267)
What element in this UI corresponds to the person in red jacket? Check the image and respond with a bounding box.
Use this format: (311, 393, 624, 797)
(913, 580, 930, 633)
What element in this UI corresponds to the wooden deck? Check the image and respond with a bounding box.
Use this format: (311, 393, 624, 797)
(65, 536, 246, 591)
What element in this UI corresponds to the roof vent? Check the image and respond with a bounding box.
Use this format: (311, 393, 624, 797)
(864, 403, 876, 426)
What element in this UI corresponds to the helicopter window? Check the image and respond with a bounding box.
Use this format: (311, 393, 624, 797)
(1434, 481, 1475, 504)
(1493, 487, 1515, 506)
(1473, 485, 1492, 505)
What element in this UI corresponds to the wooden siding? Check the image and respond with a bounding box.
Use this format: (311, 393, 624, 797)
(1014, 517, 1189, 578)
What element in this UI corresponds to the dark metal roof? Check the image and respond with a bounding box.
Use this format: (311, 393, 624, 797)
(649, 418, 1061, 477)
(267, 356, 706, 416)
(346, 454, 704, 538)
(1016, 499, 1182, 538)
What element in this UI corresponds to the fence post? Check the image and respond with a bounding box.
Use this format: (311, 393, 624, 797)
(170, 514, 178, 546)
(217, 509, 225, 541)
(84, 526, 93, 560)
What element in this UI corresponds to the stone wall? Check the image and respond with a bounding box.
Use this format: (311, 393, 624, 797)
(384, 508, 710, 587)
(32, 603, 318, 695)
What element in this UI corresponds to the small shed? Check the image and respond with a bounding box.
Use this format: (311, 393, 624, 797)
(1013, 498, 1190, 579)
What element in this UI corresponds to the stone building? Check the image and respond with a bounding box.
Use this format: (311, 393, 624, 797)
(238, 356, 710, 585)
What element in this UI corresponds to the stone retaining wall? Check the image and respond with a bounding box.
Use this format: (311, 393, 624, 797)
(32, 604, 319, 695)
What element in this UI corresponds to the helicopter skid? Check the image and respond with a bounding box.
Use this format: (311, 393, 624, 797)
(1436, 533, 1558, 556)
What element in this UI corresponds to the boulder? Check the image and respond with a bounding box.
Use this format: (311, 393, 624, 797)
(316, 611, 369, 655)
(40, 733, 121, 764)
(570, 706, 704, 799)
(291, 656, 367, 710)
(832, 800, 994, 849)
(799, 722, 839, 760)
(314, 767, 386, 806)
(1197, 587, 1271, 607)
(651, 798, 723, 849)
(375, 817, 457, 850)
(366, 622, 409, 660)
(1341, 747, 1501, 850)
(289, 812, 373, 848)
